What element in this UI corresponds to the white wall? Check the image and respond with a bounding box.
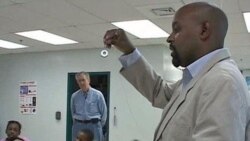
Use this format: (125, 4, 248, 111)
(242, 69, 250, 76)
(0, 46, 177, 141)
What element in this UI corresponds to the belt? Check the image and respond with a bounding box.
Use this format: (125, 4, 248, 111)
(75, 118, 100, 124)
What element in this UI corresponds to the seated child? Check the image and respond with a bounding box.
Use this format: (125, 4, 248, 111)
(76, 129, 94, 141)
(0, 120, 30, 141)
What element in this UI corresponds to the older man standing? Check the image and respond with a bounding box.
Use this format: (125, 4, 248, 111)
(71, 71, 107, 141)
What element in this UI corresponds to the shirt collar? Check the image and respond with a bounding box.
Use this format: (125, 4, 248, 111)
(186, 48, 225, 79)
(81, 87, 92, 94)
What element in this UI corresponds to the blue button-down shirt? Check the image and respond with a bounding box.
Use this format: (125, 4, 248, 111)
(71, 87, 107, 126)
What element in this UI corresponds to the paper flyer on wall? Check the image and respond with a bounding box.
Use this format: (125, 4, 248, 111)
(20, 81, 37, 114)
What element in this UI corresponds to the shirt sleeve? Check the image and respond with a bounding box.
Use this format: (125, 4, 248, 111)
(98, 94, 107, 127)
(119, 48, 141, 68)
(70, 94, 75, 120)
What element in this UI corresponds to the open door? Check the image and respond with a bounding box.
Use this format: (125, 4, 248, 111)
(66, 72, 110, 141)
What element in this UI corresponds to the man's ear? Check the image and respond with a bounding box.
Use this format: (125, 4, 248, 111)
(200, 21, 210, 41)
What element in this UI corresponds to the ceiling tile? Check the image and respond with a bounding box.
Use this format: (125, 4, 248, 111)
(239, 0, 250, 12)
(78, 23, 137, 41)
(22, 0, 105, 25)
(69, 0, 145, 22)
(151, 17, 174, 34)
(220, 0, 241, 14)
(225, 33, 250, 47)
(0, 4, 66, 31)
(136, 2, 183, 19)
(47, 26, 100, 43)
(227, 13, 248, 34)
(0, 0, 14, 7)
(123, 0, 179, 7)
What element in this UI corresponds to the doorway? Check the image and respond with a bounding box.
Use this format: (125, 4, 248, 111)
(66, 72, 110, 141)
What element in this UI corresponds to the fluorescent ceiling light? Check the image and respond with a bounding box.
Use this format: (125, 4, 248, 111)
(0, 40, 27, 49)
(15, 30, 78, 45)
(112, 20, 169, 38)
(243, 12, 250, 33)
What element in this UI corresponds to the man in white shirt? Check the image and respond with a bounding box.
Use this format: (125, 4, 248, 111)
(103, 2, 250, 141)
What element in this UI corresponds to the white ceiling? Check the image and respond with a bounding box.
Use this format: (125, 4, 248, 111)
(0, 0, 250, 67)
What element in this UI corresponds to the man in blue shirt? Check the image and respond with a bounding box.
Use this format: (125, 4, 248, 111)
(71, 71, 107, 141)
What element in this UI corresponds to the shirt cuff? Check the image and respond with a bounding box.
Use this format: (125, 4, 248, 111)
(119, 48, 141, 68)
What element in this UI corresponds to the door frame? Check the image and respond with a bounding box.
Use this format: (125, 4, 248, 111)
(66, 71, 110, 141)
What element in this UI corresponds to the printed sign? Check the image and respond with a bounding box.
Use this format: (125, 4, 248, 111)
(20, 81, 37, 114)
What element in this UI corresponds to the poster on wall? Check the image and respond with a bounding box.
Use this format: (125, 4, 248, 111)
(20, 81, 37, 114)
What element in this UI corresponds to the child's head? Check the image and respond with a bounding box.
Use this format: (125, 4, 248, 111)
(76, 129, 94, 141)
(5, 120, 22, 140)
